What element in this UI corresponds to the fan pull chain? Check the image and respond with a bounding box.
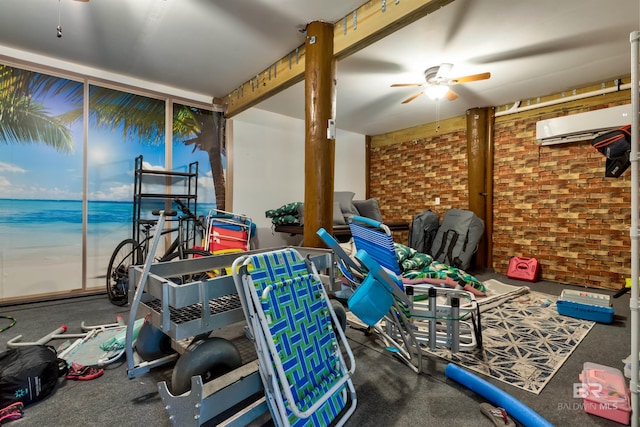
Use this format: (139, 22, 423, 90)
(57, 0, 63, 38)
(435, 100, 441, 133)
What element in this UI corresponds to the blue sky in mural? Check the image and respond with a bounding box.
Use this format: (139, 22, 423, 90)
(0, 78, 82, 201)
(0, 79, 216, 203)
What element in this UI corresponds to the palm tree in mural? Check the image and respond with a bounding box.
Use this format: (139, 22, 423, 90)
(0, 65, 227, 208)
(174, 106, 226, 209)
(0, 65, 75, 153)
(60, 86, 227, 209)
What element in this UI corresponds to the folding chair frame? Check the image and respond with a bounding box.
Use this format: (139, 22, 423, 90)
(319, 216, 482, 359)
(232, 248, 357, 427)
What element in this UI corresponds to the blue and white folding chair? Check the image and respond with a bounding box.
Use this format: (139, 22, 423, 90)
(232, 248, 357, 427)
(349, 215, 481, 353)
(320, 216, 480, 360)
(318, 228, 423, 373)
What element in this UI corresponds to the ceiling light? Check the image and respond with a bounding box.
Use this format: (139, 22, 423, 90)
(425, 84, 449, 100)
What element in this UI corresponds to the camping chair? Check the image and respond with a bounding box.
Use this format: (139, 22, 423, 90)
(322, 216, 481, 354)
(350, 215, 481, 352)
(231, 248, 357, 427)
(317, 229, 424, 374)
(205, 209, 254, 252)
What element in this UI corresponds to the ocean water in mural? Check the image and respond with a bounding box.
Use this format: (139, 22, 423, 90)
(0, 199, 217, 251)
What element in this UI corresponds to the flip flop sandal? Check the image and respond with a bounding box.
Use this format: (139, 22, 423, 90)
(480, 403, 516, 427)
(65, 363, 104, 381)
(0, 402, 24, 424)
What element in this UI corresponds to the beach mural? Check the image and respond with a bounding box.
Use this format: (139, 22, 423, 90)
(85, 86, 167, 290)
(0, 64, 222, 301)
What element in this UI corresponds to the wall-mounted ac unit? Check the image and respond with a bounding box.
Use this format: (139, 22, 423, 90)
(536, 104, 632, 146)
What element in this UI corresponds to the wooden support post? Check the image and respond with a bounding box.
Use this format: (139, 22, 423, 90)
(303, 21, 336, 248)
(466, 107, 495, 268)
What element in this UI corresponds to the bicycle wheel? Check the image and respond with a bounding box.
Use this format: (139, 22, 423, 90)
(160, 248, 213, 284)
(106, 239, 143, 306)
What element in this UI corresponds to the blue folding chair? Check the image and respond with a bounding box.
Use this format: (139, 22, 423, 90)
(318, 227, 423, 373)
(320, 215, 481, 357)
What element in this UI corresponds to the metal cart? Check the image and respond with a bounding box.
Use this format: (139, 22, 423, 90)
(124, 211, 338, 426)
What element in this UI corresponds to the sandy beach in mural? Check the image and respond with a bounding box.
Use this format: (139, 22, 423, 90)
(0, 199, 217, 301)
(0, 241, 117, 301)
(0, 199, 130, 301)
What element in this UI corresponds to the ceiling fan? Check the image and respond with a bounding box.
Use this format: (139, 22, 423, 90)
(391, 63, 490, 104)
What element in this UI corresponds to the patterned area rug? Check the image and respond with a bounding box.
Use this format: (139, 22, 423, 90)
(424, 291, 595, 394)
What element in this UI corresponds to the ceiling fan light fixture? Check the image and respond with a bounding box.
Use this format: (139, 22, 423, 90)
(425, 84, 449, 100)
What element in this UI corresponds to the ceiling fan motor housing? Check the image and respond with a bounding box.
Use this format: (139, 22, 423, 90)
(424, 66, 442, 84)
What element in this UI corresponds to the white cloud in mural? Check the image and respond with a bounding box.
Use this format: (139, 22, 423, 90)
(0, 180, 81, 200)
(0, 162, 26, 173)
(198, 174, 211, 188)
(142, 161, 165, 171)
(197, 170, 216, 204)
(89, 184, 133, 201)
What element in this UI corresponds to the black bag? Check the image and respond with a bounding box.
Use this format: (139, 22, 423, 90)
(408, 209, 440, 254)
(430, 209, 485, 271)
(592, 125, 631, 178)
(0, 345, 66, 407)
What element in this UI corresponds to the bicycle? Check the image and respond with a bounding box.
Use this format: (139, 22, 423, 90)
(106, 198, 212, 306)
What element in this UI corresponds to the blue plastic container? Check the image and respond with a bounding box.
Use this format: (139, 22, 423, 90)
(556, 300, 614, 324)
(347, 274, 393, 326)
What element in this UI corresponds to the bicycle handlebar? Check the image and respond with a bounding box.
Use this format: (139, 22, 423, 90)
(151, 209, 177, 217)
(173, 199, 206, 229)
(173, 198, 195, 217)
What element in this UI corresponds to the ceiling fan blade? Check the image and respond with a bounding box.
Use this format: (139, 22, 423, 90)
(391, 83, 423, 87)
(435, 63, 453, 79)
(469, 29, 613, 65)
(449, 72, 491, 85)
(401, 91, 425, 104)
(445, 89, 459, 101)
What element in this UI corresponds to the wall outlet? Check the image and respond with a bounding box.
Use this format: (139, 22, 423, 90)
(435, 197, 440, 205)
(327, 119, 336, 139)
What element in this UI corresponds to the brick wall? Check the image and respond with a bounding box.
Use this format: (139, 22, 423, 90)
(370, 91, 631, 290)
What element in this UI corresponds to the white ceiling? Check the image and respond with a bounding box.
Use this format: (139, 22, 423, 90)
(1, 0, 638, 136)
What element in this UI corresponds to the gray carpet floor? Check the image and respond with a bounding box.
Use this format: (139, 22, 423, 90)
(0, 271, 634, 427)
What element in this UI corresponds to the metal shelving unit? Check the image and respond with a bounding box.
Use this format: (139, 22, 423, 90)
(132, 155, 199, 245)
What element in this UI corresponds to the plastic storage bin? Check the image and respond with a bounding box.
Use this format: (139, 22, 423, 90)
(579, 362, 630, 425)
(556, 290, 614, 324)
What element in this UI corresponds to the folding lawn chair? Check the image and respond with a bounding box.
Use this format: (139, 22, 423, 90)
(321, 216, 481, 356)
(205, 209, 254, 252)
(351, 215, 481, 352)
(231, 248, 357, 427)
(317, 229, 424, 374)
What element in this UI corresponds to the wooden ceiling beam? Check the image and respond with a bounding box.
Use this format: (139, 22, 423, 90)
(223, 0, 455, 118)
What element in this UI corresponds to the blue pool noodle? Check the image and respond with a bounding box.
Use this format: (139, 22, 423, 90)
(445, 363, 553, 427)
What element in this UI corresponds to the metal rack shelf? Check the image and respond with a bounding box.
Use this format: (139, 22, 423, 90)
(132, 154, 199, 245)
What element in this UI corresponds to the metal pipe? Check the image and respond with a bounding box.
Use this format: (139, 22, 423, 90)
(450, 297, 460, 353)
(406, 285, 414, 325)
(495, 83, 631, 117)
(629, 30, 639, 427)
(428, 287, 437, 350)
(126, 210, 169, 378)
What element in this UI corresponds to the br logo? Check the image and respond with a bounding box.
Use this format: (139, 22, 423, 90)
(573, 382, 602, 398)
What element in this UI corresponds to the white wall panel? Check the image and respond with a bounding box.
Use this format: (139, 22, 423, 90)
(232, 108, 365, 248)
